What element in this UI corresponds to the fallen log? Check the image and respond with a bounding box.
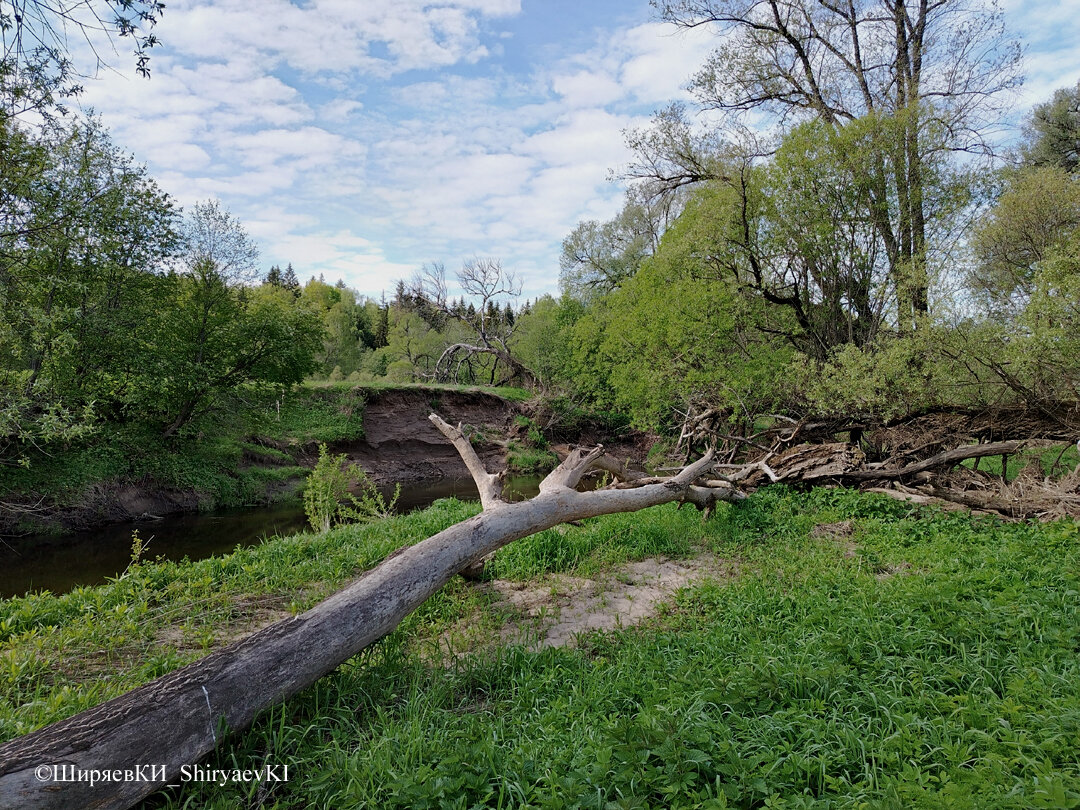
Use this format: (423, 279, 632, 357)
(0, 415, 732, 810)
(843, 440, 1029, 481)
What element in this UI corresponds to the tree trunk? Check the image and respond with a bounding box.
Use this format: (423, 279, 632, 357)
(0, 415, 727, 810)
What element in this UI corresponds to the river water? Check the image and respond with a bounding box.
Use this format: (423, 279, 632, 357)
(0, 476, 542, 600)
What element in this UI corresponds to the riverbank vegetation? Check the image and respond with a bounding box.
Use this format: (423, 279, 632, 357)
(1, 489, 1076, 807)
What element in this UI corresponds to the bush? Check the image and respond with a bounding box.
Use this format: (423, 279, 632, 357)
(303, 444, 399, 532)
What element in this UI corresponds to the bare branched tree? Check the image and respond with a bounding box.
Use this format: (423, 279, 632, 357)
(646, 0, 1023, 331)
(1, 0, 163, 88)
(409, 258, 535, 386)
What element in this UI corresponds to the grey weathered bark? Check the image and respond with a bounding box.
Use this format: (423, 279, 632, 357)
(0, 416, 730, 810)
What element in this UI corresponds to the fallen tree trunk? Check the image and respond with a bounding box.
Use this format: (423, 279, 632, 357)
(0, 415, 731, 810)
(842, 440, 1029, 481)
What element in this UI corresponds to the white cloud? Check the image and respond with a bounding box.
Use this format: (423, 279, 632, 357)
(74, 0, 1077, 303)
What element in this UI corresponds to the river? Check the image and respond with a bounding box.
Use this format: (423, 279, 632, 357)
(0, 476, 543, 600)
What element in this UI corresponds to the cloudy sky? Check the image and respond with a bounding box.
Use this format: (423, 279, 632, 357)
(74, 0, 1080, 300)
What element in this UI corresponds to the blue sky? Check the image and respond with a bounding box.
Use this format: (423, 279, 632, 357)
(75, 0, 1080, 301)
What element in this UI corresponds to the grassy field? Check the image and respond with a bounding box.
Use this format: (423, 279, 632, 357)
(2, 487, 1077, 808)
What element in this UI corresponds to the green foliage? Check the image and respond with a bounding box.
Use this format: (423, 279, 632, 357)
(127, 226, 323, 438)
(574, 190, 794, 431)
(559, 185, 669, 302)
(789, 330, 946, 419)
(505, 441, 557, 475)
(1022, 80, 1080, 174)
(303, 444, 352, 532)
(970, 166, 1080, 319)
(0, 115, 176, 458)
(509, 295, 575, 389)
(128, 530, 148, 569)
(303, 443, 398, 532)
(0, 113, 325, 472)
(961, 443, 1080, 482)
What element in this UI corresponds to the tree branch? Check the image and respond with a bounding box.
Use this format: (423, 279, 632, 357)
(428, 413, 504, 510)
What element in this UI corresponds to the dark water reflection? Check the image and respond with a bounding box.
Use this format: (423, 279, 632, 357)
(0, 475, 541, 600)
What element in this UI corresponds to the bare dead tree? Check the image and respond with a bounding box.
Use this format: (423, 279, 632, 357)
(412, 258, 537, 387)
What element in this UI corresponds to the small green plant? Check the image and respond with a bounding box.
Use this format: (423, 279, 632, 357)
(303, 443, 400, 532)
(128, 530, 149, 569)
(340, 478, 400, 525)
(303, 444, 351, 532)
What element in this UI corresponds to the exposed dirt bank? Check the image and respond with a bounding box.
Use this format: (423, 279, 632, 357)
(333, 388, 519, 484)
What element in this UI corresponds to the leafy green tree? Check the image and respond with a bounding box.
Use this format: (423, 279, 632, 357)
(300, 277, 372, 376)
(1, 116, 176, 458)
(559, 186, 685, 302)
(130, 205, 321, 437)
(383, 310, 443, 382)
(510, 295, 575, 390)
(970, 166, 1080, 319)
(589, 192, 792, 431)
(1022, 81, 1080, 173)
(649, 0, 1021, 331)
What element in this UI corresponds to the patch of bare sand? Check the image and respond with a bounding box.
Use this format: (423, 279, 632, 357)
(481, 554, 737, 650)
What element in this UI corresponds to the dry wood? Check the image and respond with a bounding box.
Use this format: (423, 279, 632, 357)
(0, 416, 728, 810)
(843, 440, 1028, 481)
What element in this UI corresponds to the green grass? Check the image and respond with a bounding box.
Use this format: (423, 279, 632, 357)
(259, 384, 367, 444)
(3, 489, 1078, 809)
(0, 424, 308, 514)
(960, 441, 1079, 482)
(505, 440, 558, 475)
(0, 498, 482, 741)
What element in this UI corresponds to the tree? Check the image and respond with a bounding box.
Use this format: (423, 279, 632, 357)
(649, 0, 1022, 331)
(1, 0, 164, 85)
(178, 200, 258, 285)
(510, 295, 570, 389)
(560, 185, 687, 301)
(1021, 81, 1080, 173)
(373, 301, 389, 349)
(1, 116, 175, 459)
(265, 265, 282, 286)
(970, 167, 1080, 319)
(411, 259, 536, 386)
(132, 204, 321, 437)
(281, 263, 299, 294)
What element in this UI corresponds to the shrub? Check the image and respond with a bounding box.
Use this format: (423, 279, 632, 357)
(303, 444, 399, 532)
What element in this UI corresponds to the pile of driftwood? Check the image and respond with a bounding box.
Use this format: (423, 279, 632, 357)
(672, 403, 1080, 520)
(1, 407, 1075, 809)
